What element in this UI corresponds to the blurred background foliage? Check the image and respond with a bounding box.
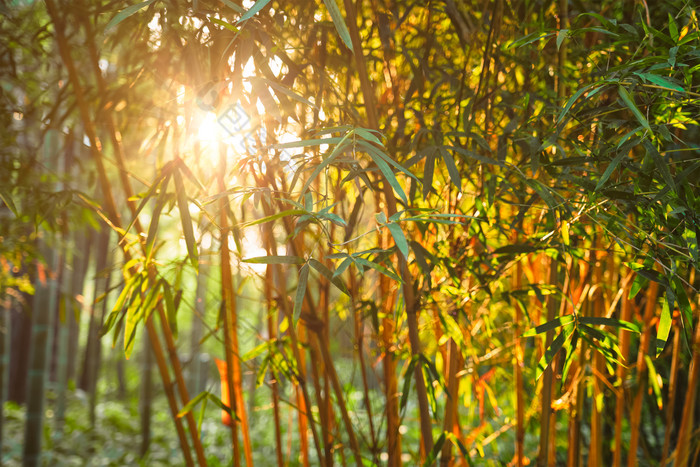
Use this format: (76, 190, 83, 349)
(1, 0, 700, 465)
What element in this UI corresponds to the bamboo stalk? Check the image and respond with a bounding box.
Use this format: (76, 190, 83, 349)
(342, 0, 434, 458)
(660, 328, 680, 464)
(627, 280, 660, 467)
(589, 244, 605, 467)
(537, 257, 559, 466)
(513, 240, 525, 467)
(674, 308, 700, 467)
(43, 2, 200, 463)
(614, 272, 634, 467)
(262, 223, 285, 467)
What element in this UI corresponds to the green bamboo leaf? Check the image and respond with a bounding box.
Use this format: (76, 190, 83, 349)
(595, 152, 626, 191)
(578, 317, 640, 333)
(0, 187, 18, 217)
(536, 324, 575, 381)
(656, 286, 673, 356)
(207, 393, 238, 421)
(177, 391, 209, 418)
(322, 0, 354, 52)
(293, 263, 309, 324)
(668, 13, 679, 42)
(354, 128, 384, 146)
(174, 169, 198, 272)
(362, 142, 408, 204)
(145, 190, 167, 262)
(251, 77, 316, 108)
(386, 222, 409, 258)
(242, 255, 305, 265)
(399, 356, 419, 415)
(556, 82, 598, 125)
(618, 85, 651, 132)
(332, 257, 353, 278)
(241, 209, 306, 228)
(275, 137, 343, 149)
(522, 314, 575, 337)
(645, 141, 675, 192)
(242, 341, 269, 361)
(438, 146, 461, 190)
(209, 17, 239, 33)
(671, 277, 693, 350)
(299, 134, 353, 197)
(422, 432, 447, 467)
(237, 0, 271, 22)
(163, 281, 178, 339)
(556, 28, 568, 51)
(353, 257, 402, 282)
(309, 259, 349, 295)
(685, 225, 699, 264)
(645, 355, 663, 409)
(634, 72, 685, 93)
(105, 0, 156, 31)
(358, 140, 420, 181)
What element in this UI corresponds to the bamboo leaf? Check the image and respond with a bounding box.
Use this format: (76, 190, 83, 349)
(242, 255, 304, 265)
(438, 146, 461, 190)
(362, 142, 408, 204)
(422, 432, 447, 467)
(0, 187, 18, 217)
(163, 281, 178, 339)
(618, 85, 651, 132)
(309, 259, 349, 295)
(174, 169, 198, 272)
(322, 0, 354, 52)
(177, 391, 210, 418)
(578, 317, 640, 333)
(237, 0, 271, 22)
(105, 0, 156, 31)
(656, 286, 673, 356)
(241, 209, 306, 228)
(684, 225, 698, 264)
(595, 152, 626, 191)
(536, 325, 575, 381)
(293, 263, 309, 324)
(556, 82, 598, 125)
(523, 314, 575, 337)
(634, 72, 685, 93)
(386, 222, 409, 258)
(645, 141, 675, 192)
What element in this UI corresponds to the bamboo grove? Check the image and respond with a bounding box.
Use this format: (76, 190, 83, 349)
(1, 0, 700, 465)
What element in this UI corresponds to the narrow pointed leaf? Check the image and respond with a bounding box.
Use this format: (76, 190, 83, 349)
(309, 258, 349, 295)
(293, 263, 309, 323)
(595, 152, 626, 191)
(243, 255, 304, 265)
(237, 0, 271, 22)
(105, 0, 156, 31)
(386, 222, 409, 258)
(174, 169, 198, 271)
(322, 0, 354, 52)
(618, 85, 651, 132)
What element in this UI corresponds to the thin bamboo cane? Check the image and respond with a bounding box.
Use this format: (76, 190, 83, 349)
(589, 244, 605, 467)
(614, 273, 634, 467)
(537, 257, 559, 466)
(513, 239, 525, 467)
(262, 223, 285, 467)
(217, 146, 243, 467)
(260, 193, 324, 466)
(627, 280, 660, 467)
(44, 3, 201, 463)
(348, 270, 379, 462)
(673, 308, 700, 467)
(342, 0, 434, 458)
(660, 328, 680, 464)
